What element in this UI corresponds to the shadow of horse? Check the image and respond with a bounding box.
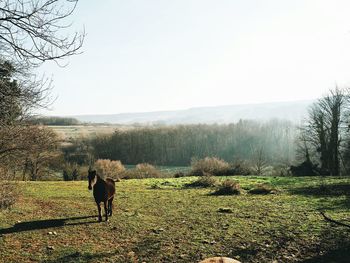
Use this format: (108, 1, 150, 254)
(0, 215, 98, 235)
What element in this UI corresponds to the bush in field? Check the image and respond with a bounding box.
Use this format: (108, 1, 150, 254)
(273, 165, 291, 177)
(212, 180, 241, 195)
(63, 170, 70, 181)
(174, 172, 185, 178)
(191, 157, 231, 176)
(95, 159, 125, 179)
(185, 175, 218, 188)
(135, 163, 162, 178)
(62, 163, 87, 181)
(248, 184, 275, 195)
(77, 166, 90, 180)
(230, 160, 252, 175)
(122, 163, 162, 179)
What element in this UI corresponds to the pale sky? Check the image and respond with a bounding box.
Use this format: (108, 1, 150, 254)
(41, 0, 350, 116)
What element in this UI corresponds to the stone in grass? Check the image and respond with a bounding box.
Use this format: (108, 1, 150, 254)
(152, 227, 165, 234)
(217, 207, 234, 213)
(248, 184, 276, 195)
(202, 240, 217, 245)
(47, 246, 55, 250)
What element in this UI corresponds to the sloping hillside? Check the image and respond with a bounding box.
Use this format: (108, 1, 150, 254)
(72, 100, 312, 124)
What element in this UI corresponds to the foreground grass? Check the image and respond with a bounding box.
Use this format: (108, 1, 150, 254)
(0, 176, 349, 263)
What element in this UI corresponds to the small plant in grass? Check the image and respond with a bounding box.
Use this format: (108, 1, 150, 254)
(212, 179, 241, 195)
(185, 175, 218, 188)
(248, 184, 275, 195)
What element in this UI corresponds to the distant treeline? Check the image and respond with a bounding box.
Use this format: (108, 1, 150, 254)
(91, 120, 296, 166)
(29, 117, 80, 126)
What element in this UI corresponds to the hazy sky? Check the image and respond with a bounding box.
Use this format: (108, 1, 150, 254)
(41, 0, 350, 116)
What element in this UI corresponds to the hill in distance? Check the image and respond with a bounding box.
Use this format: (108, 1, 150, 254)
(70, 100, 313, 125)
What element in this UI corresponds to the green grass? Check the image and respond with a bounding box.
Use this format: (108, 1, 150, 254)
(1, 176, 350, 263)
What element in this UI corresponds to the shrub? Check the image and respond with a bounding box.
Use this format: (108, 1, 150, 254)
(174, 172, 185, 178)
(63, 170, 70, 181)
(191, 157, 231, 176)
(77, 165, 90, 180)
(185, 175, 218, 188)
(212, 180, 241, 195)
(72, 169, 78, 180)
(122, 163, 162, 179)
(230, 160, 252, 175)
(248, 184, 275, 195)
(95, 159, 125, 179)
(62, 163, 89, 181)
(272, 165, 291, 176)
(290, 160, 318, 176)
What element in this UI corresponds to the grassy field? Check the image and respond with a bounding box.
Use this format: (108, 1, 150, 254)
(0, 176, 349, 263)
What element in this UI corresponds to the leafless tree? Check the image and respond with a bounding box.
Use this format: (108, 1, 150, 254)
(250, 145, 268, 175)
(26, 130, 61, 181)
(0, 0, 84, 66)
(300, 88, 348, 176)
(0, 0, 84, 164)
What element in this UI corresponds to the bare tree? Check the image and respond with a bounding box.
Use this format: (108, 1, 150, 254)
(250, 145, 268, 175)
(0, 0, 84, 159)
(0, 0, 84, 66)
(22, 126, 61, 180)
(300, 88, 348, 176)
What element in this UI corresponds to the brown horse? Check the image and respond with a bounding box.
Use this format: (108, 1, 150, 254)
(88, 169, 116, 222)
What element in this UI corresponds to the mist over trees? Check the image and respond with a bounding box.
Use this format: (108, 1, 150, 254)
(91, 119, 296, 167)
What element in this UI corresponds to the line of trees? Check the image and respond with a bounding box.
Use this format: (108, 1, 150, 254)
(91, 119, 296, 166)
(29, 117, 80, 126)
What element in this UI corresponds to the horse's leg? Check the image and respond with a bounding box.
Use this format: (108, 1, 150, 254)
(104, 201, 108, 221)
(97, 202, 102, 222)
(108, 196, 113, 216)
(111, 197, 114, 216)
(107, 199, 111, 216)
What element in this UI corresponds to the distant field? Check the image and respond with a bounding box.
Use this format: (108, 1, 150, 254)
(0, 176, 349, 262)
(50, 125, 119, 140)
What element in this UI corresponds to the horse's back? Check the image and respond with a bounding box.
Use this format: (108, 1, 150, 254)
(106, 178, 115, 184)
(106, 178, 116, 198)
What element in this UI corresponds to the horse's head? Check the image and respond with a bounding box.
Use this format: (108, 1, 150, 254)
(88, 169, 97, 190)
